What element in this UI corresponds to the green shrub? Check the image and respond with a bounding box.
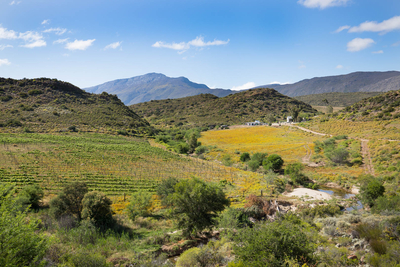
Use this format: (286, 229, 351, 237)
(222, 154, 233, 166)
(49, 182, 88, 221)
(251, 152, 267, 166)
(327, 148, 349, 164)
(240, 152, 251, 162)
(195, 145, 208, 155)
(218, 207, 252, 229)
(262, 154, 284, 172)
(156, 177, 179, 206)
(247, 160, 260, 171)
(18, 184, 44, 210)
(171, 178, 230, 237)
(81, 191, 114, 229)
(372, 195, 400, 213)
(0, 185, 47, 266)
(28, 89, 43, 95)
(359, 177, 385, 207)
(301, 203, 342, 219)
(61, 251, 109, 267)
(233, 220, 315, 266)
(126, 191, 153, 221)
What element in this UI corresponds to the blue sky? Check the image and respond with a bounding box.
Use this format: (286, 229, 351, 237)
(0, 0, 399, 90)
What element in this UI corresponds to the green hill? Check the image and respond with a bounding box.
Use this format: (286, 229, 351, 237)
(295, 92, 381, 107)
(330, 89, 400, 121)
(130, 88, 317, 128)
(0, 77, 152, 135)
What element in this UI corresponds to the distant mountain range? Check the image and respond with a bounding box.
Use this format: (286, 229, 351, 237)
(84, 71, 400, 105)
(84, 73, 234, 105)
(259, 71, 400, 97)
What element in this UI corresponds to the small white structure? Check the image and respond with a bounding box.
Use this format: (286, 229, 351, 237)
(245, 120, 261, 126)
(287, 116, 293, 123)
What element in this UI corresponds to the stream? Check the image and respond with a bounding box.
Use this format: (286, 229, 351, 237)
(318, 186, 363, 211)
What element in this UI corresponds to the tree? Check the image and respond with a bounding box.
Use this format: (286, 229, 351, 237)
(360, 176, 385, 207)
(126, 191, 153, 221)
(0, 185, 47, 266)
(171, 178, 230, 237)
(81, 191, 114, 229)
(50, 182, 88, 221)
(156, 177, 179, 206)
(240, 152, 251, 162)
(18, 184, 44, 210)
(187, 132, 198, 154)
(327, 148, 349, 164)
(263, 154, 284, 172)
(288, 105, 302, 122)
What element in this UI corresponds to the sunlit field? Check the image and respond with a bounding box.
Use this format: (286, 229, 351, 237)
(0, 132, 270, 201)
(199, 125, 322, 164)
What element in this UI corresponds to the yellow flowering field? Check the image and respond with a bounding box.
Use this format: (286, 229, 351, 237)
(199, 126, 322, 164)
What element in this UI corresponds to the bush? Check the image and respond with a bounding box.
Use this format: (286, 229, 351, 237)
(81, 191, 114, 229)
(126, 191, 153, 221)
(171, 178, 230, 237)
(233, 220, 315, 266)
(18, 184, 44, 210)
(0, 185, 47, 266)
(218, 207, 252, 229)
(359, 177, 385, 207)
(247, 160, 260, 171)
(61, 251, 109, 267)
(195, 145, 208, 155)
(156, 177, 179, 206)
(372, 195, 400, 213)
(222, 154, 233, 166)
(49, 182, 88, 221)
(327, 148, 349, 164)
(301, 203, 342, 219)
(251, 152, 267, 166)
(240, 152, 250, 162)
(262, 154, 284, 172)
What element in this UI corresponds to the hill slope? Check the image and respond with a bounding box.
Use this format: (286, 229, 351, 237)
(130, 88, 317, 128)
(332, 89, 400, 121)
(295, 92, 381, 107)
(258, 71, 400, 97)
(0, 77, 152, 135)
(84, 73, 235, 105)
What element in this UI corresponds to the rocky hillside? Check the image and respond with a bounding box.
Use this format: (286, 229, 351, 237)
(295, 92, 381, 107)
(0, 77, 152, 135)
(84, 73, 235, 105)
(130, 88, 317, 128)
(330, 89, 400, 121)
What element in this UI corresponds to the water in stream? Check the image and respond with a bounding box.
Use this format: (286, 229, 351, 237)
(318, 186, 363, 211)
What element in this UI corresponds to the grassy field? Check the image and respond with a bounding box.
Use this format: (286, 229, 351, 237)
(0, 132, 268, 201)
(199, 125, 366, 186)
(199, 126, 322, 164)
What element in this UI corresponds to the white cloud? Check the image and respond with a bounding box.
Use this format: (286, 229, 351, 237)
(152, 36, 229, 52)
(9, 1, 21, 5)
(0, 26, 46, 48)
(0, 26, 18, 39)
(334, 25, 350, 33)
(347, 38, 375, 52)
(269, 81, 291, 85)
(65, 39, 95, 50)
(43, 28, 67, 35)
(298, 0, 349, 9)
(0, 45, 13, 50)
(349, 16, 400, 34)
(336, 65, 343, 69)
(53, 38, 69, 44)
(19, 31, 46, 48)
(0, 59, 11, 66)
(104, 41, 121, 50)
(231, 82, 256, 91)
(372, 50, 383, 54)
(152, 41, 189, 50)
(392, 41, 400, 47)
(41, 19, 50, 25)
(188, 36, 230, 47)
